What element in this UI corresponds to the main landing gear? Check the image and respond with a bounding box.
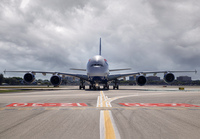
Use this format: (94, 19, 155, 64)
(79, 85, 85, 90)
(103, 84, 109, 90)
(79, 80, 85, 90)
(113, 80, 119, 90)
(113, 85, 119, 89)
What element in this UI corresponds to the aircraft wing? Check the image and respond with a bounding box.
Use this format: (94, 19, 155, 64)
(109, 68, 131, 72)
(4, 70, 88, 81)
(70, 68, 86, 71)
(108, 70, 197, 81)
(58, 72, 88, 80)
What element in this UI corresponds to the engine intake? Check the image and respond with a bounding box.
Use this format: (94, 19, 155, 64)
(136, 75, 147, 86)
(164, 73, 175, 83)
(50, 75, 62, 87)
(24, 73, 35, 83)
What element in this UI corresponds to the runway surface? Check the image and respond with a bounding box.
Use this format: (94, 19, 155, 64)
(1, 86, 200, 139)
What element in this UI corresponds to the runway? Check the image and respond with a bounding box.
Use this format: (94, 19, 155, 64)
(1, 86, 200, 139)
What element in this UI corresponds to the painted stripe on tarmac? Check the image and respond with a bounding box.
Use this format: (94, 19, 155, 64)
(1, 107, 200, 111)
(98, 91, 120, 139)
(6, 103, 87, 107)
(120, 103, 200, 107)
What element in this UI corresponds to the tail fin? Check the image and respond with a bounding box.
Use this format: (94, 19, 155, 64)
(99, 38, 101, 55)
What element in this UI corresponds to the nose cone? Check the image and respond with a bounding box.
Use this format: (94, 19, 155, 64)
(87, 55, 109, 77)
(91, 55, 104, 63)
(88, 55, 105, 67)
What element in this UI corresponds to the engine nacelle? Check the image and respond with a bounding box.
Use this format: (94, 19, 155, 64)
(23, 73, 35, 83)
(136, 75, 147, 86)
(164, 73, 175, 83)
(50, 75, 62, 87)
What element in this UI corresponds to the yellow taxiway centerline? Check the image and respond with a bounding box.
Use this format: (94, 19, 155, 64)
(98, 91, 120, 139)
(104, 110, 116, 139)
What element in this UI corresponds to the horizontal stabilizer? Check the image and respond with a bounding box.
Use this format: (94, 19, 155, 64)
(109, 68, 131, 72)
(70, 68, 86, 71)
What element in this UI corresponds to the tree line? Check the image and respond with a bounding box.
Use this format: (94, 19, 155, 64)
(0, 74, 25, 85)
(119, 80, 200, 86)
(0, 74, 69, 85)
(0, 74, 50, 85)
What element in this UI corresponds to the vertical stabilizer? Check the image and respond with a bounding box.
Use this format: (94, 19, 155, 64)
(99, 38, 101, 55)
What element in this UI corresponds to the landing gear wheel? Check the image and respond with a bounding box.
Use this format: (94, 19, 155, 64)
(113, 85, 119, 90)
(79, 80, 85, 90)
(104, 85, 109, 90)
(79, 85, 85, 90)
(116, 85, 119, 90)
(113, 79, 119, 90)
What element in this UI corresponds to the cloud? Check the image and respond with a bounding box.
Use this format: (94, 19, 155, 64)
(0, 0, 199, 79)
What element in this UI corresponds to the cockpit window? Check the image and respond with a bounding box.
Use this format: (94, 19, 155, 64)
(91, 64, 103, 67)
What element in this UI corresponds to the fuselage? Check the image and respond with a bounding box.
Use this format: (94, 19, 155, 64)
(87, 55, 109, 84)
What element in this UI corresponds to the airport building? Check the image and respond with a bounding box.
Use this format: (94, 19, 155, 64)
(65, 77, 79, 82)
(129, 76, 134, 81)
(147, 76, 160, 81)
(177, 76, 192, 81)
(65, 77, 74, 82)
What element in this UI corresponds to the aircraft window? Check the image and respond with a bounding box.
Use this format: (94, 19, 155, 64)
(91, 64, 103, 67)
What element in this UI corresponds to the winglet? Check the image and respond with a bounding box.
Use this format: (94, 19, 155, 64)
(99, 38, 101, 55)
(195, 69, 197, 74)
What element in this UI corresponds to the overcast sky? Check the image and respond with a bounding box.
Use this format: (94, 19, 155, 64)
(0, 0, 199, 79)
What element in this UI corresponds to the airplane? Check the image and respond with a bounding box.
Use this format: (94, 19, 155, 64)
(4, 38, 197, 90)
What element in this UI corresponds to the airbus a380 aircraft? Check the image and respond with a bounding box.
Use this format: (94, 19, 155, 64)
(5, 38, 196, 90)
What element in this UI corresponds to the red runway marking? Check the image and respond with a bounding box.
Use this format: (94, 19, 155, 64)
(119, 103, 200, 107)
(6, 103, 87, 107)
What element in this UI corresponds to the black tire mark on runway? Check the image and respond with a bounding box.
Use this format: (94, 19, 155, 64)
(111, 109, 145, 139)
(0, 111, 46, 135)
(160, 110, 200, 129)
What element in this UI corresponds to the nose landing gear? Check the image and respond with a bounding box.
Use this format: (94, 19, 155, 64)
(89, 84, 100, 90)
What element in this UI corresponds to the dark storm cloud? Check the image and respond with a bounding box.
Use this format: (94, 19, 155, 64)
(146, 0, 200, 69)
(0, 0, 199, 79)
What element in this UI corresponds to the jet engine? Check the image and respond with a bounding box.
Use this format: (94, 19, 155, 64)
(164, 73, 175, 83)
(136, 75, 147, 86)
(50, 75, 62, 87)
(23, 73, 35, 83)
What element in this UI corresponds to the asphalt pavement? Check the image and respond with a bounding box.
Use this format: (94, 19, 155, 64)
(0, 86, 200, 139)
